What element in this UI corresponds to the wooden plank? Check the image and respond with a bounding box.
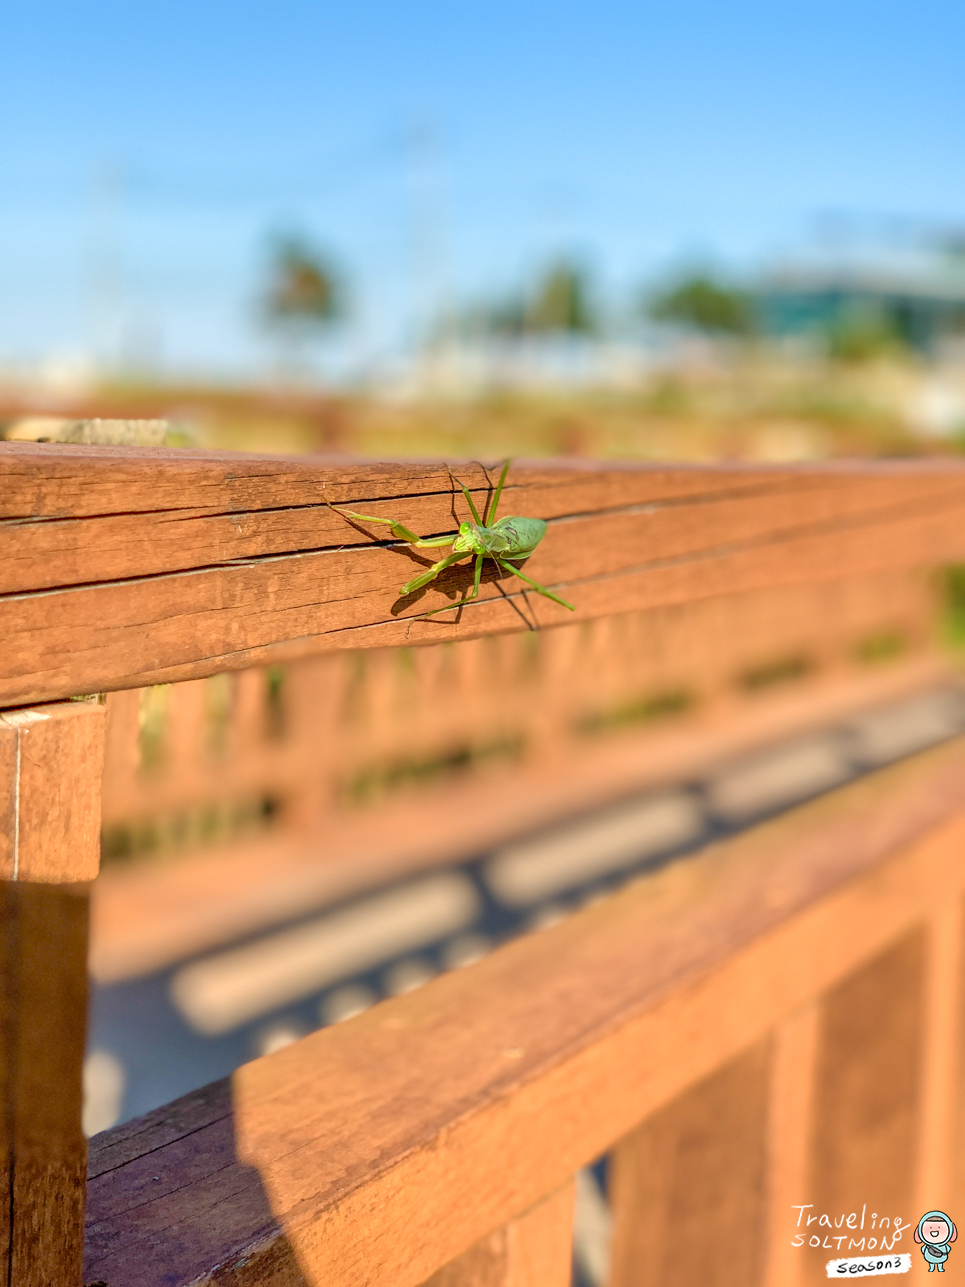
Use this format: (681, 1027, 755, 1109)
(0, 701, 106, 882)
(5, 455, 965, 595)
(423, 1185, 574, 1287)
(3, 450, 965, 705)
(10, 441, 961, 524)
(6, 476, 965, 707)
(85, 739, 965, 1287)
(608, 1041, 770, 1287)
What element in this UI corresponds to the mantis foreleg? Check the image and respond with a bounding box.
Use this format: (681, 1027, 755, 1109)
(329, 505, 456, 548)
(415, 553, 485, 619)
(399, 551, 468, 597)
(496, 558, 575, 611)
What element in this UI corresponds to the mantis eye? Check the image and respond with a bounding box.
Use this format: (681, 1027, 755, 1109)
(459, 521, 472, 535)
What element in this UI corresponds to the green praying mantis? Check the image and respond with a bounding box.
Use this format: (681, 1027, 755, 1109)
(331, 460, 575, 619)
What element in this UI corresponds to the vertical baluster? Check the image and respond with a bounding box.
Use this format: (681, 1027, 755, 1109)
(763, 1002, 820, 1287)
(801, 933, 925, 1286)
(608, 1041, 771, 1287)
(99, 689, 142, 824)
(0, 700, 105, 1287)
(915, 899, 964, 1215)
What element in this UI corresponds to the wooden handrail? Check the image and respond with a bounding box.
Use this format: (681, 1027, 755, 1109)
(5, 447, 965, 1284)
(85, 736, 965, 1287)
(5, 446, 965, 705)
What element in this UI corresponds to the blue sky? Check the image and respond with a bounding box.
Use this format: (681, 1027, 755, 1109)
(2, 1, 964, 378)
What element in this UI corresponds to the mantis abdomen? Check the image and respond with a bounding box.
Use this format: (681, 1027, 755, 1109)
(486, 516, 547, 560)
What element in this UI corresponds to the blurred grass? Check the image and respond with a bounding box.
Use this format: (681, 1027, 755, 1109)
(4, 351, 960, 463)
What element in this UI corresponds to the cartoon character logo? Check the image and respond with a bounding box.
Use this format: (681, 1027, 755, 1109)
(916, 1211, 958, 1272)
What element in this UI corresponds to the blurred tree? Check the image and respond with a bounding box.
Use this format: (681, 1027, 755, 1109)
(263, 235, 342, 326)
(826, 305, 907, 362)
(648, 274, 753, 335)
(260, 234, 344, 381)
(528, 260, 596, 333)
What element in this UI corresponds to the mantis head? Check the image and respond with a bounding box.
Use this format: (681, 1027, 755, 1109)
(452, 521, 479, 554)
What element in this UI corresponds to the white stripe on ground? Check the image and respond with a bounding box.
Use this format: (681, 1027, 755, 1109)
(706, 736, 850, 822)
(170, 873, 479, 1034)
(847, 692, 965, 766)
(485, 792, 703, 907)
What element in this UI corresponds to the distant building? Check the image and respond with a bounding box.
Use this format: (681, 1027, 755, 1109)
(755, 248, 965, 354)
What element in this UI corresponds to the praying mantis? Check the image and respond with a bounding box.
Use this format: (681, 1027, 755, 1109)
(331, 460, 575, 619)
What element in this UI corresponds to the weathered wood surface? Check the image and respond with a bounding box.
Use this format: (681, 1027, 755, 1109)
(85, 737, 965, 1287)
(0, 701, 103, 1286)
(0, 700, 105, 882)
(4, 446, 965, 704)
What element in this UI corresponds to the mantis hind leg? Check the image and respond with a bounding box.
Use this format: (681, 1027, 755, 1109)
(329, 505, 456, 548)
(448, 475, 483, 525)
(414, 553, 484, 619)
(484, 459, 511, 525)
(496, 558, 575, 611)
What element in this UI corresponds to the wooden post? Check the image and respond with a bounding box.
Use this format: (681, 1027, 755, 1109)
(0, 701, 106, 1287)
(422, 1184, 575, 1287)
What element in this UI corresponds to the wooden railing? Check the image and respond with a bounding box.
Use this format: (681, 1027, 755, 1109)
(3, 443, 965, 1286)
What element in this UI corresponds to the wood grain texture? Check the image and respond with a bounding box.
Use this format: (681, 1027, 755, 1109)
(422, 1185, 574, 1287)
(608, 1042, 770, 1287)
(0, 701, 106, 882)
(4, 447, 965, 704)
(0, 881, 90, 1287)
(85, 738, 965, 1287)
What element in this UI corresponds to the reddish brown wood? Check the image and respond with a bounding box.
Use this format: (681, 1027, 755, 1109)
(0, 700, 103, 1286)
(0, 701, 106, 882)
(4, 455, 964, 594)
(11, 441, 958, 523)
(3, 450, 965, 705)
(85, 740, 965, 1287)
